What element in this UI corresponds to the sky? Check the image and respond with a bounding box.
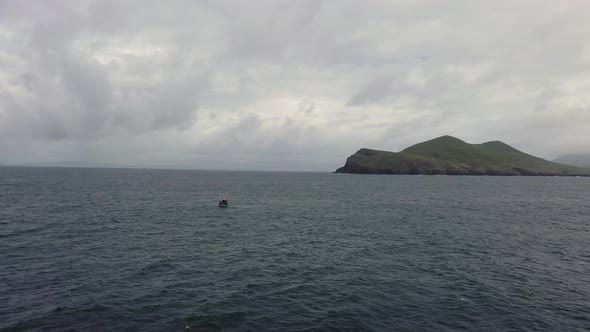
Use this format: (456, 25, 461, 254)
(1, 0, 589, 171)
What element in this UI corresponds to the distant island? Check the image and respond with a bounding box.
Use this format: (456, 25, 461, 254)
(335, 136, 590, 176)
(553, 154, 590, 169)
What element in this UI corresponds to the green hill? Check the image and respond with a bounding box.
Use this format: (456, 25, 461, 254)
(334, 136, 590, 176)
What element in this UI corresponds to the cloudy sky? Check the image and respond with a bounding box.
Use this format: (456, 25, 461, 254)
(1, 0, 589, 171)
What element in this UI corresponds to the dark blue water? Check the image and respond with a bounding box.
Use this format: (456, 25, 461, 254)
(1, 167, 590, 331)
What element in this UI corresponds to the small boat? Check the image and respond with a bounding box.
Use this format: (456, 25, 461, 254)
(219, 198, 229, 208)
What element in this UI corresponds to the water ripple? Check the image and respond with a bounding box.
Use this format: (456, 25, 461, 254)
(1, 168, 590, 331)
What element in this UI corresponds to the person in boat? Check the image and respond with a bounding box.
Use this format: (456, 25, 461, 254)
(219, 197, 228, 206)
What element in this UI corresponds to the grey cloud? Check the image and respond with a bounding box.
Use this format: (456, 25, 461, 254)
(1, 0, 590, 170)
(297, 100, 315, 117)
(347, 74, 399, 106)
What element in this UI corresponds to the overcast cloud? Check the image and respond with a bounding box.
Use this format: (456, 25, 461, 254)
(1, 0, 589, 171)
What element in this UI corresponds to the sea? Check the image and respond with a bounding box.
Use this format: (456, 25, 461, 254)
(1, 167, 589, 331)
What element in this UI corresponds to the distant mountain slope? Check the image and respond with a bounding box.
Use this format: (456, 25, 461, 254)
(553, 154, 590, 168)
(335, 136, 590, 176)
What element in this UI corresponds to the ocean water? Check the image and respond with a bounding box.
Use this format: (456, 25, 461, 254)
(1, 167, 589, 331)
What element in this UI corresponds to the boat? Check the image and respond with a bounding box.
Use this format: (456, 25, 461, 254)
(219, 197, 229, 208)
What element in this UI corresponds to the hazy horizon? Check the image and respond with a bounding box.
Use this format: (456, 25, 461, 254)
(3, 134, 590, 172)
(2, 1, 590, 171)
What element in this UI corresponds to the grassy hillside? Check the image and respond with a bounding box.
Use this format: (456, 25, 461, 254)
(335, 136, 590, 176)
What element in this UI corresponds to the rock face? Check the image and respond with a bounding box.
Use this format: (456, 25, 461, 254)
(335, 136, 590, 176)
